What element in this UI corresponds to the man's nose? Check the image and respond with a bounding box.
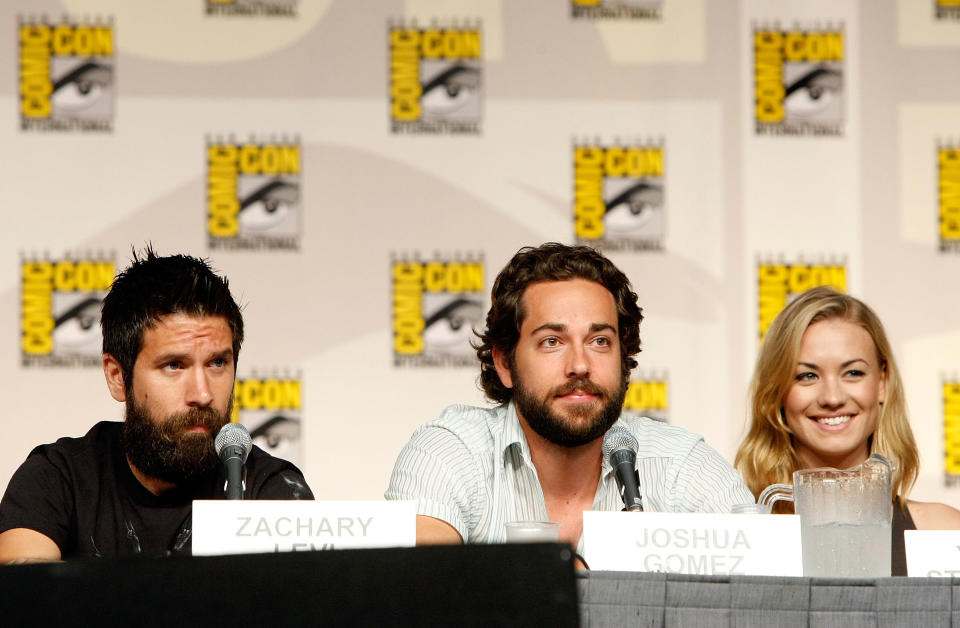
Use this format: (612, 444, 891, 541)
(186, 368, 213, 407)
(566, 344, 590, 378)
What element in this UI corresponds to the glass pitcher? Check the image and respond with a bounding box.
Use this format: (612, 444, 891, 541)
(757, 453, 895, 578)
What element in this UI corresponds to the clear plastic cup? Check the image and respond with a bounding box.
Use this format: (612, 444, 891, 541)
(504, 521, 561, 543)
(730, 503, 772, 514)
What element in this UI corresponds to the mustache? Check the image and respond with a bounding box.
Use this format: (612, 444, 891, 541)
(550, 377, 605, 398)
(160, 407, 229, 440)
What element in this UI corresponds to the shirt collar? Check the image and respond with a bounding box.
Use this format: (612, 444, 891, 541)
(499, 401, 531, 466)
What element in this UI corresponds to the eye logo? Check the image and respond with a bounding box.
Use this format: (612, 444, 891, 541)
(233, 376, 302, 468)
(754, 26, 844, 137)
(570, 0, 662, 20)
(939, 145, 960, 252)
(936, 0, 960, 21)
(18, 17, 114, 132)
(206, 138, 301, 251)
(392, 255, 485, 367)
(756, 259, 846, 342)
(389, 23, 483, 135)
(20, 256, 114, 367)
(573, 141, 666, 252)
(622, 376, 669, 423)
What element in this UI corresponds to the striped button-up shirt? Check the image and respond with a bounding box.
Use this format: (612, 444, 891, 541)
(386, 402, 755, 550)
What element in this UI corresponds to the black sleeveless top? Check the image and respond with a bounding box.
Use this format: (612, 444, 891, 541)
(891, 502, 917, 576)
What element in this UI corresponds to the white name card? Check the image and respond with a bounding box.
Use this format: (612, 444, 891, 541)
(192, 500, 416, 556)
(583, 511, 802, 576)
(904, 530, 960, 577)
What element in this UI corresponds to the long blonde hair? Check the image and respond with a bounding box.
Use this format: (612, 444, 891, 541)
(735, 286, 919, 506)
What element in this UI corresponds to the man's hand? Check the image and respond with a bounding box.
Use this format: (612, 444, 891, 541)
(0, 528, 62, 563)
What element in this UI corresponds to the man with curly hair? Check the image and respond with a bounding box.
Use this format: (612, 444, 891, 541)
(387, 243, 751, 551)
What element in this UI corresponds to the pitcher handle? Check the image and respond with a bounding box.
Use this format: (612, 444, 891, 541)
(757, 482, 795, 507)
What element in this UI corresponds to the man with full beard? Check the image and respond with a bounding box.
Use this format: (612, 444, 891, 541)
(0, 248, 312, 562)
(386, 243, 752, 551)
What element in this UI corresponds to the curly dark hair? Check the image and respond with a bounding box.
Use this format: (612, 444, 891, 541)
(474, 243, 643, 404)
(101, 245, 244, 392)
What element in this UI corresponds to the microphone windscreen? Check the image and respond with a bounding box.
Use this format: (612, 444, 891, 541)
(215, 422, 253, 463)
(601, 429, 639, 463)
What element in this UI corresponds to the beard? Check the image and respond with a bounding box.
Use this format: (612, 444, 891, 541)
(513, 372, 627, 448)
(121, 398, 231, 486)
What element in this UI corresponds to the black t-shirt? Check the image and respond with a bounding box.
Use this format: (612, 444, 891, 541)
(0, 421, 314, 558)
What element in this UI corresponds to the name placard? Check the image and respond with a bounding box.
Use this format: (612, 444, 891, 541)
(582, 511, 802, 576)
(192, 500, 416, 556)
(904, 530, 960, 577)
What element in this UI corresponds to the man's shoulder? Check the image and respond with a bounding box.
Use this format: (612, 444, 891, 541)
(617, 415, 704, 457)
(28, 421, 120, 461)
(431, 403, 506, 427)
(421, 403, 504, 437)
(247, 444, 303, 473)
(245, 445, 314, 499)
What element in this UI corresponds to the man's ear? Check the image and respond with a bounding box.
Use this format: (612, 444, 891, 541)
(492, 347, 514, 389)
(103, 354, 127, 402)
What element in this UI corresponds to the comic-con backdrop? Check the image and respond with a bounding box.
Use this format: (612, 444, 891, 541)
(3, 0, 960, 506)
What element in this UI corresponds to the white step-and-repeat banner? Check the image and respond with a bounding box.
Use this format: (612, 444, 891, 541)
(2, 0, 960, 507)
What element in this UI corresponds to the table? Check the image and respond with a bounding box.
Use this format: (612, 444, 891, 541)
(578, 570, 958, 627)
(0, 544, 577, 627)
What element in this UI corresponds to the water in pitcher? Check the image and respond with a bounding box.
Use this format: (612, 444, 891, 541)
(800, 520, 891, 578)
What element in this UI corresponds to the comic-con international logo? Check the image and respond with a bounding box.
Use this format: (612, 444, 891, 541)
(392, 255, 484, 367)
(206, 0, 297, 17)
(621, 374, 669, 423)
(233, 375, 302, 468)
(389, 23, 482, 135)
(754, 26, 844, 137)
(19, 17, 114, 132)
(207, 138, 300, 251)
(571, 0, 662, 20)
(939, 144, 960, 252)
(936, 0, 960, 20)
(20, 256, 114, 367)
(574, 142, 665, 252)
(757, 259, 845, 342)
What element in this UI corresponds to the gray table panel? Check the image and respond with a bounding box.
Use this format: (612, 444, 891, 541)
(578, 572, 959, 627)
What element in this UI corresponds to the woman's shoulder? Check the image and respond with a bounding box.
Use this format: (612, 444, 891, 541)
(907, 499, 960, 530)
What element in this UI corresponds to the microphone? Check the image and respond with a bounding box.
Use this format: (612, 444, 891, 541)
(602, 429, 643, 512)
(215, 423, 253, 500)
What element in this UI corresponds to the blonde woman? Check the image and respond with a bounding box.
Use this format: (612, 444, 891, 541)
(735, 286, 960, 575)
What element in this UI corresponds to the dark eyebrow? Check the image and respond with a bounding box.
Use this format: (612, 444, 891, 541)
(153, 349, 234, 365)
(529, 322, 616, 336)
(530, 323, 565, 335)
(589, 323, 616, 334)
(152, 352, 188, 366)
(210, 349, 235, 363)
